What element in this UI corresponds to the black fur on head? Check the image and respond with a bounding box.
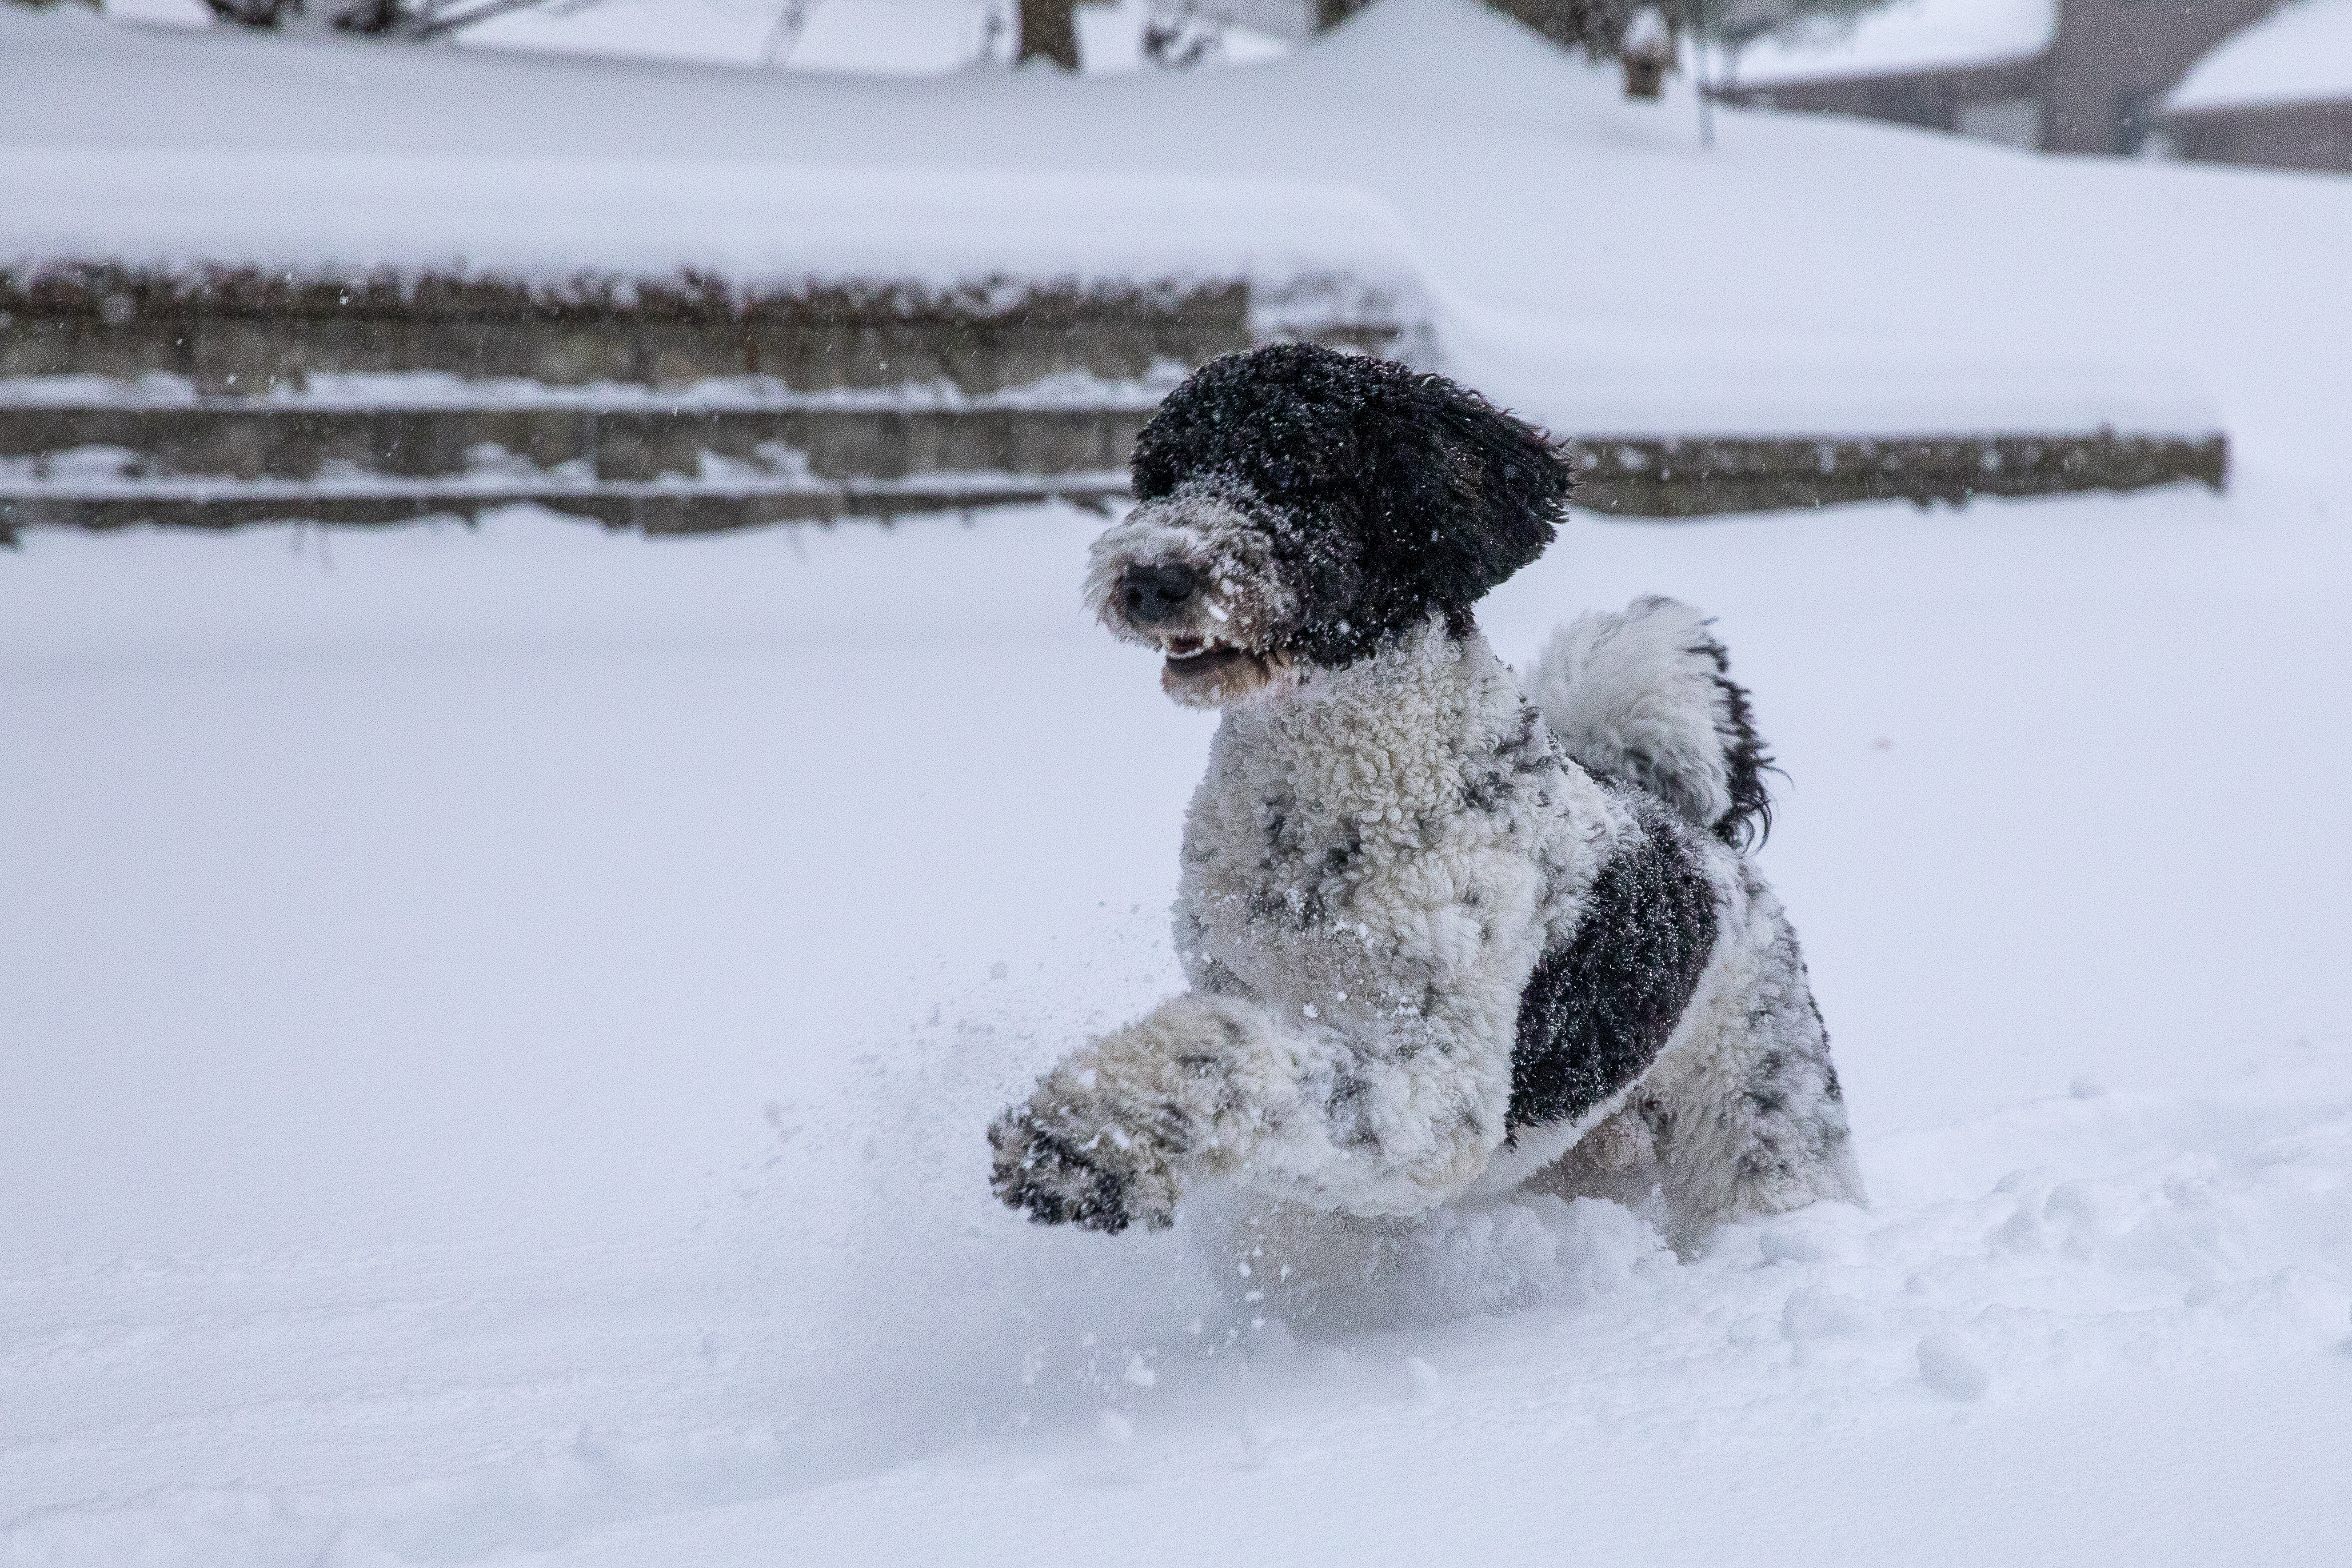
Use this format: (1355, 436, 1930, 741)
(1128, 343, 1573, 668)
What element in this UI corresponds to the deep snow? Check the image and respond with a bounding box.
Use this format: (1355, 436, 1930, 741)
(5, 478, 2349, 1568)
(6, 4, 2352, 1565)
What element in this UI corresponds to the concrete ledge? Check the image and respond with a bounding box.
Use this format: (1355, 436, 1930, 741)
(0, 264, 1263, 394)
(0, 474, 1132, 537)
(0, 430, 2229, 542)
(0, 403, 1152, 484)
(1566, 433, 2228, 518)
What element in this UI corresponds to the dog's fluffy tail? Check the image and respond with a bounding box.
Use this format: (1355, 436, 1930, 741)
(1526, 596, 1774, 848)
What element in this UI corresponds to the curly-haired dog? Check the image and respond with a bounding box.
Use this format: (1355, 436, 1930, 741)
(989, 344, 1864, 1246)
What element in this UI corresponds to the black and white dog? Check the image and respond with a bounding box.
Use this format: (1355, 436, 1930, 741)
(989, 344, 1864, 1246)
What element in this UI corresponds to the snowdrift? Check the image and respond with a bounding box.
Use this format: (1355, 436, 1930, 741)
(3, 487, 2348, 1566)
(0, 0, 2256, 438)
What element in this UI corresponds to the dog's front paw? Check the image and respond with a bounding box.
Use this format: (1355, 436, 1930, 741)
(987, 1101, 1181, 1235)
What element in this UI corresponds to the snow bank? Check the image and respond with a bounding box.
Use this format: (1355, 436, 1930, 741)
(2, 1, 2274, 439)
(0, 143, 1422, 303)
(0, 10, 1389, 296)
(3, 479, 2349, 1564)
(463, 0, 1003, 73)
(1454, 322, 2220, 437)
(1730, 0, 2053, 88)
(2168, 0, 2352, 113)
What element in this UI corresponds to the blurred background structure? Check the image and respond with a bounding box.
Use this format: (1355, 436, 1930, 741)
(25, 0, 2349, 175)
(1726, 0, 2352, 171)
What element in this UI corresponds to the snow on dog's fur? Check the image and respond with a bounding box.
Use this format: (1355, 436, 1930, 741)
(988, 344, 1864, 1245)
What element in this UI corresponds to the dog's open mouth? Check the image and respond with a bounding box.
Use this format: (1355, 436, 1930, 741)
(1156, 633, 1282, 706)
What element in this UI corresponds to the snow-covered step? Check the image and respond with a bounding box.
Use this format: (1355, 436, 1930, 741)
(0, 267, 1288, 395)
(0, 427, 2227, 539)
(0, 469, 1132, 536)
(0, 382, 1158, 492)
(0, 259, 1422, 535)
(0, 141, 1437, 387)
(1569, 431, 2228, 517)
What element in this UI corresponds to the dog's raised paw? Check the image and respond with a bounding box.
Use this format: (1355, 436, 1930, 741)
(986, 1106, 1176, 1234)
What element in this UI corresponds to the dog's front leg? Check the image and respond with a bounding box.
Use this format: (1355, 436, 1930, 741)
(990, 981, 1519, 1230)
(988, 992, 1319, 1233)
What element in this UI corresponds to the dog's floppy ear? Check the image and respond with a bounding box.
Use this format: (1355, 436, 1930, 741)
(1353, 370, 1572, 610)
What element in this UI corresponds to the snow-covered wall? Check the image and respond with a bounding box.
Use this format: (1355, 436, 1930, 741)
(0, 145, 1424, 309)
(0, 11, 1416, 292)
(0, 2, 2250, 440)
(1731, 0, 2054, 88)
(2168, 0, 2352, 112)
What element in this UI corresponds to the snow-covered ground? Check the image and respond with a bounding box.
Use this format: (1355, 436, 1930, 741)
(7, 477, 2349, 1568)
(6, 4, 2352, 1564)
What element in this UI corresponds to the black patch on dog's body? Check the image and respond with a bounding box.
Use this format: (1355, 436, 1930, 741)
(1506, 797, 1719, 1133)
(1129, 344, 1573, 671)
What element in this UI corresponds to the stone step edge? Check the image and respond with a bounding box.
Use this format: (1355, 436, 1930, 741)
(0, 432, 2229, 542)
(0, 424, 2229, 461)
(1569, 431, 2227, 518)
(0, 384, 1181, 414)
(0, 474, 1133, 538)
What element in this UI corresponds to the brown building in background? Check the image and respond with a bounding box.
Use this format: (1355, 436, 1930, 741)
(2152, 0, 2352, 172)
(1717, 0, 2351, 172)
(2160, 96, 2352, 171)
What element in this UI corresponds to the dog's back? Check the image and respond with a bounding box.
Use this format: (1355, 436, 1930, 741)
(1505, 598, 1865, 1242)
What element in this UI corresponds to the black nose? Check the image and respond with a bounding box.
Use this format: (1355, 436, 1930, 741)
(1119, 563, 1198, 625)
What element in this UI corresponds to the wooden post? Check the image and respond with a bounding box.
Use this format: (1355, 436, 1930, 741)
(1018, 0, 1080, 68)
(1692, 0, 1715, 147)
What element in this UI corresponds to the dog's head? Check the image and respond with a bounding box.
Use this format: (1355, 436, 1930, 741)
(1087, 343, 1572, 708)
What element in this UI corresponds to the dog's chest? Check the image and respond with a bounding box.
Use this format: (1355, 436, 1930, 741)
(1173, 631, 1592, 1037)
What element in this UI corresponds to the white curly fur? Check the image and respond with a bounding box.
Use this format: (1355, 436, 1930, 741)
(1082, 488, 1296, 655)
(1160, 616, 1617, 1213)
(1526, 595, 1742, 836)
